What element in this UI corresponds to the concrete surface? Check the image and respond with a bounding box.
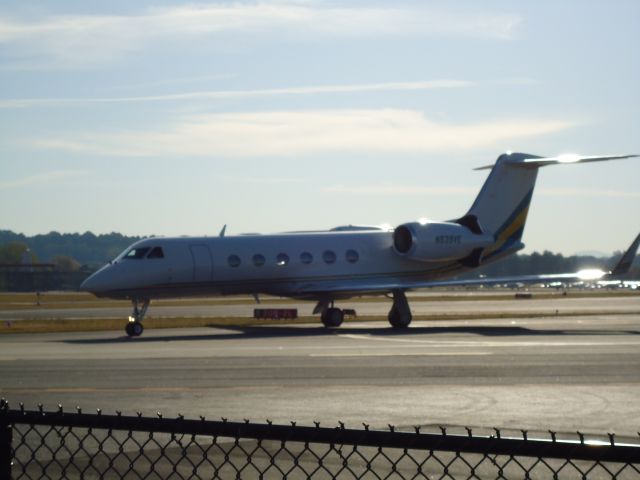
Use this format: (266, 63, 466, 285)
(1, 303, 639, 437)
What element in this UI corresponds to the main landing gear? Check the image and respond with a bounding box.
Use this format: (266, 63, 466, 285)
(321, 306, 344, 328)
(388, 290, 412, 328)
(125, 299, 149, 337)
(316, 290, 412, 329)
(315, 299, 346, 328)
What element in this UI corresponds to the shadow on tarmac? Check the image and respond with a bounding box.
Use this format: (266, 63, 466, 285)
(62, 323, 640, 345)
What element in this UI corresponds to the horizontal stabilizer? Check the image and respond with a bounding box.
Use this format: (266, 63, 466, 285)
(475, 153, 638, 170)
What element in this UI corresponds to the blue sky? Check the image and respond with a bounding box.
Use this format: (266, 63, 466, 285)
(0, 0, 638, 255)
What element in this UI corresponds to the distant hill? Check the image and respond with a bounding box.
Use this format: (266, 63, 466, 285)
(575, 250, 609, 258)
(0, 230, 142, 266)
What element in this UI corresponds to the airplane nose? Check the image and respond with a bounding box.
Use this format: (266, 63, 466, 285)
(80, 266, 112, 294)
(79, 272, 99, 293)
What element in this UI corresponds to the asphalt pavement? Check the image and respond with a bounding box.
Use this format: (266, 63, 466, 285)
(1, 304, 639, 438)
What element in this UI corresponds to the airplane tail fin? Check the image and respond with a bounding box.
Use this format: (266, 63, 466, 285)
(460, 152, 638, 264)
(610, 231, 640, 277)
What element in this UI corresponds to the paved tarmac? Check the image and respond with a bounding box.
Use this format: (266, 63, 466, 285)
(1, 306, 639, 438)
(1, 294, 638, 320)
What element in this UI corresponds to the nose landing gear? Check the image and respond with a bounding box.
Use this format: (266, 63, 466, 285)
(125, 299, 149, 337)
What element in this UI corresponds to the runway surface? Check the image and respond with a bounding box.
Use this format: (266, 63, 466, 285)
(2, 294, 639, 320)
(1, 308, 639, 438)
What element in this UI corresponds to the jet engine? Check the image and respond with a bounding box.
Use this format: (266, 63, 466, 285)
(392, 219, 494, 263)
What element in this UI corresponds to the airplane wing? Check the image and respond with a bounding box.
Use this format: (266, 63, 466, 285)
(293, 271, 606, 298)
(402, 271, 606, 289)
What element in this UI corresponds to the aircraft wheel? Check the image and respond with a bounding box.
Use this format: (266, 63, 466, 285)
(388, 307, 411, 329)
(126, 321, 144, 337)
(321, 308, 344, 328)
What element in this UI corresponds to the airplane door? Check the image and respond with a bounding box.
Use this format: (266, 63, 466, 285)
(190, 245, 213, 282)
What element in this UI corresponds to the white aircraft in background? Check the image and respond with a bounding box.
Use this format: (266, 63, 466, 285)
(81, 152, 637, 336)
(429, 230, 640, 290)
(582, 233, 640, 289)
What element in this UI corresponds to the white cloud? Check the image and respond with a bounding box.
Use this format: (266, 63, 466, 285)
(0, 80, 474, 109)
(32, 109, 574, 158)
(224, 175, 304, 184)
(496, 77, 539, 86)
(0, 170, 89, 190)
(324, 184, 640, 199)
(0, 3, 521, 68)
(538, 188, 640, 199)
(110, 73, 239, 91)
(325, 185, 477, 195)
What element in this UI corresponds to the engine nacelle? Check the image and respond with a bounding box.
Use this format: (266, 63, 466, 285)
(393, 220, 494, 262)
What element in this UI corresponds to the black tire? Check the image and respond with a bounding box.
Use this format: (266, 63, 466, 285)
(321, 308, 344, 328)
(126, 322, 144, 337)
(388, 307, 411, 328)
(131, 322, 144, 337)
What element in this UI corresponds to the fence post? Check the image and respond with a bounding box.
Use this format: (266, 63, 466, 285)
(0, 414, 12, 479)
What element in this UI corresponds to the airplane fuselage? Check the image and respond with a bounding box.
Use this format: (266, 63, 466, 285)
(86, 228, 494, 301)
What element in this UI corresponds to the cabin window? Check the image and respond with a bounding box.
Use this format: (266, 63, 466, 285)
(227, 255, 241, 267)
(323, 250, 336, 264)
(253, 254, 265, 267)
(300, 252, 313, 264)
(345, 249, 359, 263)
(124, 247, 150, 259)
(276, 253, 289, 266)
(147, 247, 164, 259)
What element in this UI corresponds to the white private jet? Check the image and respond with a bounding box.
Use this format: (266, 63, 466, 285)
(80, 152, 637, 336)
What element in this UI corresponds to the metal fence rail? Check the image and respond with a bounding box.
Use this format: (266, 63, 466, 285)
(1, 400, 639, 479)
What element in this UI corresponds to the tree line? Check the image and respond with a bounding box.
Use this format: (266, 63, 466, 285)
(0, 230, 142, 270)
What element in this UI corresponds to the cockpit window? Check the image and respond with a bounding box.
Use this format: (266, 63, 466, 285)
(147, 247, 164, 259)
(124, 247, 150, 259)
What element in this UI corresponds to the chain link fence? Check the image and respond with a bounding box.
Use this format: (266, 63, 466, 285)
(2, 400, 639, 479)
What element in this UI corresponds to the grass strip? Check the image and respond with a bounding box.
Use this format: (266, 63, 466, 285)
(2, 310, 638, 335)
(1, 290, 637, 311)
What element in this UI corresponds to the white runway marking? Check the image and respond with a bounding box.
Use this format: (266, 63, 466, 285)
(338, 333, 640, 348)
(309, 352, 492, 358)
